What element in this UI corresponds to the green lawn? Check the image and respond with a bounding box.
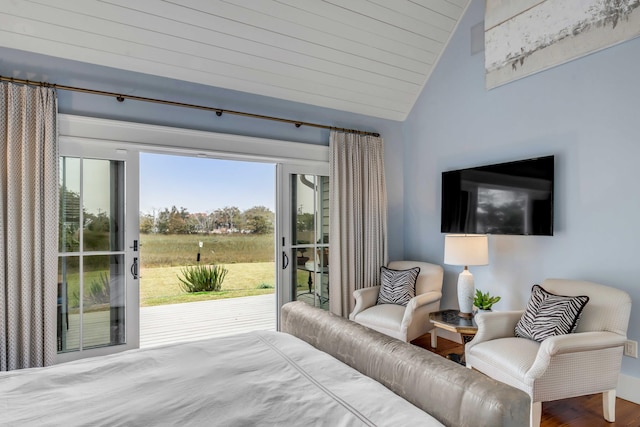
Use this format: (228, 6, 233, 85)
(140, 262, 276, 306)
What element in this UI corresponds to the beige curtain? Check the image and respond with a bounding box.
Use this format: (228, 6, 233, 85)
(0, 82, 58, 370)
(329, 131, 388, 317)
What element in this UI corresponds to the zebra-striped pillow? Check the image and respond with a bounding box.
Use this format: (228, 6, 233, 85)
(376, 266, 420, 306)
(515, 284, 589, 342)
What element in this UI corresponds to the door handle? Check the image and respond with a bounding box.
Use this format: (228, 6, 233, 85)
(131, 257, 139, 279)
(282, 251, 289, 269)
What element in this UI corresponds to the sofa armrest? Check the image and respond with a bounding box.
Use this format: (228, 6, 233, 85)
(400, 291, 442, 332)
(408, 291, 443, 310)
(526, 331, 627, 380)
(541, 331, 627, 356)
(466, 310, 523, 353)
(349, 285, 380, 320)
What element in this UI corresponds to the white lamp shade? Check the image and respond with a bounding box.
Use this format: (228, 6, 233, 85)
(444, 234, 489, 266)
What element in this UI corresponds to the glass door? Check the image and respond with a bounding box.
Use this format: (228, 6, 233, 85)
(57, 140, 139, 362)
(276, 163, 330, 321)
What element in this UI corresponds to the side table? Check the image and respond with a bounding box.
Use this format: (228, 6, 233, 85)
(429, 309, 478, 364)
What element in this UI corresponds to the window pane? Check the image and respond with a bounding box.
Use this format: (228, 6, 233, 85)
(83, 159, 124, 252)
(82, 255, 125, 349)
(59, 157, 81, 253)
(58, 256, 80, 352)
(292, 174, 315, 246)
(291, 174, 329, 310)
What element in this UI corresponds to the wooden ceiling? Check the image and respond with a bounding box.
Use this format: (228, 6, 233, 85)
(0, 0, 470, 121)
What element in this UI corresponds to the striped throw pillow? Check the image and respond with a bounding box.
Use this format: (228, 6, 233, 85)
(376, 266, 420, 306)
(515, 284, 589, 342)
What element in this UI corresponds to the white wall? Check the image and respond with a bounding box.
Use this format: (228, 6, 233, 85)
(403, 0, 640, 386)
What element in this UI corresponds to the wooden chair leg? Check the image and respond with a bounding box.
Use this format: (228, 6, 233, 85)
(530, 401, 541, 427)
(603, 389, 616, 422)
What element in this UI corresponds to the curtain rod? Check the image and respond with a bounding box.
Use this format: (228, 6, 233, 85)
(0, 75, 380, 137)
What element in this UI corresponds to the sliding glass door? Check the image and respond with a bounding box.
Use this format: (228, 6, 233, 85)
(276, 164, 330, 319)
(57, 140, 139, 362)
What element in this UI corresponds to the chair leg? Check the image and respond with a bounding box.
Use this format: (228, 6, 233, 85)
(603, 389, 616, 422)
(530, 401, 541, 427)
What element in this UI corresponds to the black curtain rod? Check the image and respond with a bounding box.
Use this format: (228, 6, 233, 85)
(0, 75, 380, 137)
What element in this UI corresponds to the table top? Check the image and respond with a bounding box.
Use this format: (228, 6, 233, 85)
(429, 309, 478, 334)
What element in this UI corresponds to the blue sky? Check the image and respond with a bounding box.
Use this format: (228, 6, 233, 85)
(140, 153, 275, 214)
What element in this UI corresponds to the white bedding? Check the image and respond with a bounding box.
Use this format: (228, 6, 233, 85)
(0, 331, 441, 426)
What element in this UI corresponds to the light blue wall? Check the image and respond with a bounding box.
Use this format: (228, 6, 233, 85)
(403, 0, 640, 378)
(0, 46, 405, 260)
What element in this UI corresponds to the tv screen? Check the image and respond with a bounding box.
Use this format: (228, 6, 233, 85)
(441, 156, 554, 236)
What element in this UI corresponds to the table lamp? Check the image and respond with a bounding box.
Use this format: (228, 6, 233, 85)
(444, 234, 489, 317)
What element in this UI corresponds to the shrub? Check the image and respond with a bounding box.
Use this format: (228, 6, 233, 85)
(178, 264, 228, 293)
(85, 272, 110, 305)
(255, 283, 273, 289)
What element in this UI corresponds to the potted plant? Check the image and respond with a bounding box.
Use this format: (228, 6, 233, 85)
(473, 289, 501, 312)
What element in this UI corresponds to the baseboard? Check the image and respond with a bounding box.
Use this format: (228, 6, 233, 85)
(617, 373, 640, 404)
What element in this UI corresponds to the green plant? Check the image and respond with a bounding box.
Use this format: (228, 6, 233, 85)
(85, 271, 110, 305)
(473, 289, 501, 310)
(255, 283, 273, 289)
(178, 264, 228, 293)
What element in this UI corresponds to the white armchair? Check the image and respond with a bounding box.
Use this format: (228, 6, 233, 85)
(466, 279, 632, 427)
(349, 261, 444, 342)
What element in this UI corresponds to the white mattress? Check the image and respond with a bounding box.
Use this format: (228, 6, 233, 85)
(0, 331, 442, 426)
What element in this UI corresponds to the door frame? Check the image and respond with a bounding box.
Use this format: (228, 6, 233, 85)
(57, 114, 329, 356)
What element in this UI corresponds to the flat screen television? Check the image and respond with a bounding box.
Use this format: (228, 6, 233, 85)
(441, 156, 554, 236)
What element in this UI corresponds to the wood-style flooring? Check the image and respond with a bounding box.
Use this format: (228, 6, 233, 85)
(411, 334, 640, 427)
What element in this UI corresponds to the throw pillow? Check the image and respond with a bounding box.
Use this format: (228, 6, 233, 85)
(515, 284, 589, 342)
(376, 266, 420, 306)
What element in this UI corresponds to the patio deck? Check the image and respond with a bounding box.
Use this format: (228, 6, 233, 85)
(140, 294, 276, 348)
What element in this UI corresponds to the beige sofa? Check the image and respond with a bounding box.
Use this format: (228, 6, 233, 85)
(282, 301, 530, 427)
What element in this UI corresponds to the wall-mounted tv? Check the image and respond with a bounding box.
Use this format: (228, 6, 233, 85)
(441, 156, 554, 236)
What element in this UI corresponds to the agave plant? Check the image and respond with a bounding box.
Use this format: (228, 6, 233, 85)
(178, 264, 228, 293)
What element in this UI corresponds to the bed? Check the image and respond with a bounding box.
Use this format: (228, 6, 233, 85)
(0, 302, 529, 426)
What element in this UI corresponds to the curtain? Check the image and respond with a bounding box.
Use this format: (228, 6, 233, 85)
(329, 131, 388, 317)
(0, 82, 58, 370)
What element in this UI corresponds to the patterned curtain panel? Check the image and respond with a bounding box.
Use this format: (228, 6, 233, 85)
(329, 131, 388, 317)
(0, 83, 58, 370)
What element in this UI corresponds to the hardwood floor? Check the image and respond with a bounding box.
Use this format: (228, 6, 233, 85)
(411, 333, 640, 427)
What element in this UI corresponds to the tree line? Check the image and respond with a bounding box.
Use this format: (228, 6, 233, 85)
(140, 205, 274, 235)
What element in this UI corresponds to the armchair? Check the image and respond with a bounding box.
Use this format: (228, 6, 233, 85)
(466, 279, 631, 427)
(349, 261, 444, 342)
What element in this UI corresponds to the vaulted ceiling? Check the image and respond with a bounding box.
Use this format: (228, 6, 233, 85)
(0, 0, 470, 121)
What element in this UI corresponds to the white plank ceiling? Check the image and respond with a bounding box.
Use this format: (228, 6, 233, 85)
(0, 0, 470, 121)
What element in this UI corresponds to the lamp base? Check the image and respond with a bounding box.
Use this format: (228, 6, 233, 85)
(457, 268, 475, 317)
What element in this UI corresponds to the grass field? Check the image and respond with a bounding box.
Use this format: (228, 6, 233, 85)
(140, 233, 276, 306)
(136, 233, 325, 306)
(140, 262, 276, 306)
(140, 233, 274, 267)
